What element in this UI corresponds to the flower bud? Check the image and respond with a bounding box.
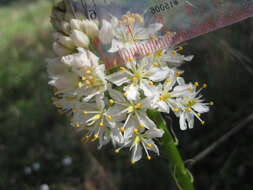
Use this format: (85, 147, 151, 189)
(82, 20, 99, 37)
(70, 30, 90, 48)
(99, 19, 113, 44)
(53, 42, 73, 56)
(70, 19, 82, 30)
(58, 35, 76, 49)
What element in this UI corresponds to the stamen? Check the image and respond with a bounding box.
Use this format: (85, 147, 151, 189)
(147, 143, 153, 148)
(107, 115, 113, 120)
(139, 123, 145, 128)
(186, 108, 192, 112)
(202, 83, 207, 88)
(86, 69, 92, 74)
(201, 121, 205, 125)
(123, 92, 128, 97)
(148, 81, 154, 85)
(176, 72, 182, 76)
(160, 96, 165, 101)
(128, 57, 134, 61)
(83, 110, 88, 115)
(197, 113, 201, 117)
(131, 160, 136, 164)
(147, 155, 152, 160)
(194, 82, 199, 87)
(120, 127, 125, 132)
(146, 52, 151, 56)
(72, 109, 78, 113)
(114, 148, 120, 153)
(133, 128, 139, 133)
(209, 101, 214, 106)
(188, 86, 193, 91)
(152, 62, 159, 67)
(99, 122, 104, 127)
(85, 80, 91, 85)
(81, 76, 86, 81)
(78, 82, 84, 88)
(165, 78, 172, 83)
(135, 103, 142, 108)
(173, 108, 179, 113)
(109, 99, 114, 104)
(119, 67, 126, 70)
(171, 50, 177, 54)
(94, 134, 99, 139)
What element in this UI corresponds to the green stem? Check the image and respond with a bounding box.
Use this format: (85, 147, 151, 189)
(148, 110, 196, 190)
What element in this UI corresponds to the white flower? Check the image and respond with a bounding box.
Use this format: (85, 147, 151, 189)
(99, 12, 163, 53)
(107, 89, 156, 135)
(106, 57, 172, 100)
(70, 29, 90, 48)
(150, 49, 194, 68)
(71, 96, 123, 148)
(177, 83, 210, 130)
(123, 128, 164, 163)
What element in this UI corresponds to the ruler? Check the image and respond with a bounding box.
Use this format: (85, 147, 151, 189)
(71, 0, 253, 45)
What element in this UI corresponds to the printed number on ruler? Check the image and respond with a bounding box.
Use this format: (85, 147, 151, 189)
(80, 0, 97, 19)
(150, 0, 179, 15)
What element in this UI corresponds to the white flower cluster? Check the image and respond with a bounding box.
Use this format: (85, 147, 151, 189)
(48, 3, 212, 163)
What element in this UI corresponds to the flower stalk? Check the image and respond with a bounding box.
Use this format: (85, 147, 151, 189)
(148, 110, 196, 190)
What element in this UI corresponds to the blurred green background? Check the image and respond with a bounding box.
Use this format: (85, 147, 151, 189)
(0, 0, 253, 189)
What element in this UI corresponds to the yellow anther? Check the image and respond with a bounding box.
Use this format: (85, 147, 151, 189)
(94, 134, 99, 139)
(123, 92, 128, 97)
(94, 114, 102, 120)
(99, 122, 104, 127)
(171, 50, 177, 54)
(131, 76, 138, 82)
(147, 155, 152, 160)
(85, 69, 92, 74)
(82, 110, 88, 115)
(114, 149, 120, 153)
(72, 109, 78, 113)
(202, 83, 207, 88)
(81, 76, 87, 80)
(152, 62, 159, 67)
(177, 46, 183, 51)
(133, 128, 139, 133)
(131, 160, 136, 164)
(194, 82, 199, 87)
(159, 95, 165, 101)
(120, 127, 125, 132)
(148, 81, 154, 85)
(186, 108, 192, 112)
(74, 123, 80, 127)
(188, 86, 193, 91)
(128, 106, 135, 112)
(85, 135, 90, 140)
(135, 103, 142, 108)
(166, 31, 172, 35)
(139, 123, 145, 128)
(134, 14, 144, 23)
(209, 101, 214, 106)
(89, 76, 94, 80)
(150, 34, 156, 39)
(173, 108, 179, 113)
(147, 143, 153, 148)
(119, 66, 126, 70)
(176, 72, 182, 76)
(158, 51, 163, 56)
(197, 113, 201, 117)
(128, 57, 134, 61)
(146, 52, 151, 56)
(78, 82, 83, 88)
(109, 99, 114, 104)
(165, 78, 172, 83)
(188, 100, 194, 106)
(201, 121, 205, 125)
(107, 115, 113, 120)
(85, 80, 91, 85)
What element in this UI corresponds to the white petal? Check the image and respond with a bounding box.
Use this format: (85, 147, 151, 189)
(108, 88, 126, 102)
(106, 70, 130, 86)
(145, 128, 164, 138)
(136, 112, 157, 129)
(192, 103, 209, 113)
(148, 67, 171, 82)
(179, 112, 187, 130)
(70, 30, 90, 48)
(124, 84, 140, 101)
(99, 19, 113, 44)
(139, 80, 157, 97)
(131, 144, 143, 163)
